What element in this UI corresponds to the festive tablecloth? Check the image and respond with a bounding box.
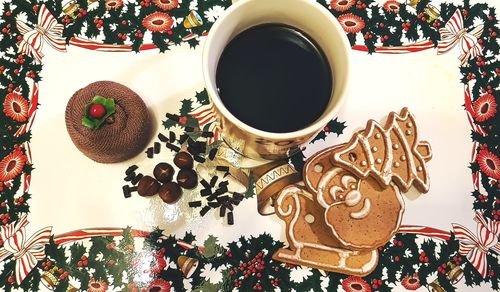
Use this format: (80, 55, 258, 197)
(0, 0, 498, 291)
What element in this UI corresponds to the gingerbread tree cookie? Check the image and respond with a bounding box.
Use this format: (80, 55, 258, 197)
(331, 108, 432, 193)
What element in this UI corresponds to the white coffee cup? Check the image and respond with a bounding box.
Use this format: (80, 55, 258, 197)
(203, 0, 350, 162)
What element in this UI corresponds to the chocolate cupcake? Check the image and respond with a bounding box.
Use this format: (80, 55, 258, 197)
(65, 81, 152, 163)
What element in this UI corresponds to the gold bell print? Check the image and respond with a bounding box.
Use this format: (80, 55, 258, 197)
(407, 0, 420, 9)
(62, 1, 80, 19)
(424, 4, 440, 23)
(183, 10, 203, 29)
(41, 266, 78, 292)
(447, 262, 464, 284)
(177, 255, 199, 278)
(427, 278, 445, 292)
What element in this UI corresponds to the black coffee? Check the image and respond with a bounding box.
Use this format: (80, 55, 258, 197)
(216, 24, 332, 133)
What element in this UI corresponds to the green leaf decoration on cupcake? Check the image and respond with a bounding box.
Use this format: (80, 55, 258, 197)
(82, 95, 116, 130)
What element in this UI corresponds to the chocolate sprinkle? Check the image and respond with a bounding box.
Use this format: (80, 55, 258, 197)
(219, 205, 226, 217)
(201, 131, 214, 138)
(122, 185, 131, 198)
(213, 185, 228, 196)
(187, 146, 199, 156)
(233, 192, 244, 201)
(207, 194, 218, 201)
(124, 173, 135, 182)
(225, 202, 234, 211)
(216, 195, 229, 203)
(166, 143, 180, 152)
(208, 201, 221, 208)
(131, 173, 143, 185)
(208, 148, 218, 160)
(126, 165, 138, 175)
(169, 131, 176, 143)
(231, 198, 241, 206)
(130, 186, 138, 192)
(200, 179, 210, 189)
(227, 211, 234, 225)
(195, 141, 206, 153)
(200, 206, 211, 216)
(218, 180, 229, 187)
(216, 166, 229, 172)
(158, 133, 168, 142)
(200, 188, 212, 196)
(210, 176, 218, 187)
(179, 134, 189, 144)
(154, 142, 161, 154)
(193, 155, 206, 163)
(189, 201, 202, 208)
(146, 147, 154, 158)
(166, 113, 179, 121)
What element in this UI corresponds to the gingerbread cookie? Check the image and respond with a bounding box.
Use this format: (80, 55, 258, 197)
(303, 144, 342, 194)
(273, 185, 378, 276)
(316, 167, 404, 250)
(271, 108, 431, 276)
(331, 108, 432, 193)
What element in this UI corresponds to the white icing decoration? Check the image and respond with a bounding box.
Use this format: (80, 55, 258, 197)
(417, 166, 423, 172)
(407, 122, 413, 128)
(376, 158, 382, 164)
(317, 168, 344, 208)
(372, 146, 378, 152)
(375, 133, 381, 139)
(350, 198, 371, 219)
(329, 186, 343, 201)
(361, 161, 367, 166)
(341, 175, 356, 188)
(330, 175, 357, 202)
(405, 129, 412, 135)
(305, 214, 315, 224)
(401, 155, 407, 161)
(393, 144, 399, 150)
(276, 246, 378, 274)
(345, 190, 361, 206)
(314, 163, 323, 173)
(394, 162, 400, 168)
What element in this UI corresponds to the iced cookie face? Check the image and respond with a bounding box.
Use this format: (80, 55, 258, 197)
(316, 167, 404, 250)
(303, 144, 343, 194)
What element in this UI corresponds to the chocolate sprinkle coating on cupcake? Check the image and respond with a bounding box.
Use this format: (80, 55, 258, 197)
(65, 81, 152, 163)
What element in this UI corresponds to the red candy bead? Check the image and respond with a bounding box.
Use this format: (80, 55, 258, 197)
(89, 104, 106, 119)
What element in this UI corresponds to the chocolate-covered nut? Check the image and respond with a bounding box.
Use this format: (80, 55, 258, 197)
(154, 163, 174, 183)
(174, 151, 194, 169)
(137, 175, 160, 197)
(159, 182, 183, 204)
(176, 168, 198, 189)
